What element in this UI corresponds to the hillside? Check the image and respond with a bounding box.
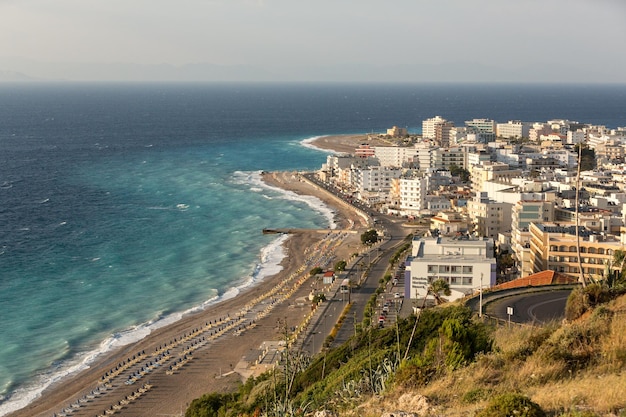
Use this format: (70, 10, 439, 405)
(185, 286, 626, 417)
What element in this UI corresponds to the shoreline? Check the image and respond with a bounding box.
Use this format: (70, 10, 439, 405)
(5, 137, 366, 417)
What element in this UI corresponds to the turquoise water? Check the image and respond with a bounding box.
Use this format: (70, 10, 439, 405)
(0, 82, 624, 415)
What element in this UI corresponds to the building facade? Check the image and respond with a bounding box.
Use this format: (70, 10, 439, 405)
(407, 236, 496, 302)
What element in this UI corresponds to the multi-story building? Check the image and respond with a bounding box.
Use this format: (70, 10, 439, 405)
(374, 146, 420, 168)
(355, 143, 376, 158)
(406, 236, 496, 301)
(467, 195, 512, 239)
(431, 146, 466, 170)
(435, 121, 455, 147)
(414, 143, 436, 172)
(399, 175, 428, 215)
(529, 123, 554, 142)
(422, 116, 447, 139)
(470, 162, 523, 197)
(465, 118, 496, 142)
(496, 120, 533, 139)
(511, 200, 555, 277)
(566, 130, 586, 145)
(529, 223, 624, 281)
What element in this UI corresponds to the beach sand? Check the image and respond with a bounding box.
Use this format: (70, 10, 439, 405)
(7, 135, 366, 417)
(309, 133, 390, 154)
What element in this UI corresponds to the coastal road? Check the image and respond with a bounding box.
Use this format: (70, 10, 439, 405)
(485, 289, 572, 324)
(300, 172, 413, 351)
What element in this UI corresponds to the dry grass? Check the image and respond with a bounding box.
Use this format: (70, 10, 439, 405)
(530, 372, 626, 414)
(359, 295, 626, 417)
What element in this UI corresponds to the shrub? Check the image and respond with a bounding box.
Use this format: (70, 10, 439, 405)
(462, 387, 491, 404)
(565, 287, 590, 321)
(476, 393, 545, 417)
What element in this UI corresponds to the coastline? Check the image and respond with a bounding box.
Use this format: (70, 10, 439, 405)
(5, 135, 365, 417)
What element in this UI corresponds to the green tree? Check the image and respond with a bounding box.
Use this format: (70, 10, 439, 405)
(429, 278, 451, 305)
(334, 260, 347, 271)
(449, 163, 470, 182)
(575, 143, 596, 171)
(361, 229, 378, 245)
(612, 249, 626, 285)
(309, 266, 323, 276)
(185, 392, 232, 417)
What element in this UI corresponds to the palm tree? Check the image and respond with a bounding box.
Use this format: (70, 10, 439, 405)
(611, 249, 626, 286)
(402, 278, 451, 361)
(429, 278, 451, 305)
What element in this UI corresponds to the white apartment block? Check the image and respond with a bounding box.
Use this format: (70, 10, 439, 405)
(374, 146, 419, 168)
(467, 197, 513, 240)
(407, 236, 496, 301)
(566, 130, 586, 144)
(465, 118, 496, 142)
(496, 121, 532, 139)
(467, 149, 492, 167)
(414, 143, 437, 172)
(529, 123, 554, 141)
(466, 118, 496, 133)
(351, 166, 403, 193)
(422, 116, 447, 139)
(399, 176, 428, 215)
(431, 147, 467, 170)
(470, 162, 523, 196)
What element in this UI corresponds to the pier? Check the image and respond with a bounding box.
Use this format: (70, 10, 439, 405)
(262, 228, 356, 235)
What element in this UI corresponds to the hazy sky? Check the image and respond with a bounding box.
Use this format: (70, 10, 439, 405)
(1, 0, 625, 82)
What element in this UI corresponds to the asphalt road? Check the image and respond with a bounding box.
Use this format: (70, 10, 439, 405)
(485, 289, 572, 324)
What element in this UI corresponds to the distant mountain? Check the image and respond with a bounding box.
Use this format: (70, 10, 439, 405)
(0, 70, 38, 82)
(0, 57, 623, 84)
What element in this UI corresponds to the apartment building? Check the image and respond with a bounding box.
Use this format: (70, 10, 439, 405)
(470, 162, 523, 196)
(406, 236, 496, 301)
(529, 223, 624, 281)
(422, 116, 447, 139)
(399, 175, 428, 215)
(467, 196, 512, 239)
(511, 200, 555, 277)
(374, 146, 419, 168)
(496, 120, 532, 139)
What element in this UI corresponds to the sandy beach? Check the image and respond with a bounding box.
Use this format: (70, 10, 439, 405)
(6, 135, 368, 417)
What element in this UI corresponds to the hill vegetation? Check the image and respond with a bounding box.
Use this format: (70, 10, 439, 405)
(185, 286, 626, 417)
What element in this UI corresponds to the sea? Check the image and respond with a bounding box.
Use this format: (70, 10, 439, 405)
(0, 82, 624, 415)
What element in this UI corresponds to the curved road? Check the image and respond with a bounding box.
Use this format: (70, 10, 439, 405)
(485, 289, 572, 324)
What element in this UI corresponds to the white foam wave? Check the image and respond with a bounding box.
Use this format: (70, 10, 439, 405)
(244, 171, 337, 230)
(299, 135, 327, 152)
(0, 234, 292, 416)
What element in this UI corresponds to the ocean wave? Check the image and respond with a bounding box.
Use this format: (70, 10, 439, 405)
(299, 135, 326, 152)
(244, 170, 337, 230)
(0, 234, 290, 416)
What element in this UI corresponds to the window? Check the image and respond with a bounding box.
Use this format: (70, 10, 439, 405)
(462, 266, 473, 274)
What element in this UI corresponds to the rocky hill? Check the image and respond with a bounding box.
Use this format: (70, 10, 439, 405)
(185, 285, 626, 417)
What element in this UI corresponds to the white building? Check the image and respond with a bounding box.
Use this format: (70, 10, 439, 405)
(422, 116, 447, 139)
(496, 120, 533, 139)
(374, 146, 420, 168)
(351, 165, 403, 194)
(399, 176, 428, 215)
(407, 236, 496, 302)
